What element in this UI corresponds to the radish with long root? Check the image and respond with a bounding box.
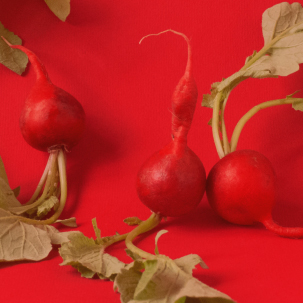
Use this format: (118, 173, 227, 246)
(202, 2, 303, 238)
(136, 30, 206, 218)
(57, 30, 234, 303)
(2, 37, 85, 225)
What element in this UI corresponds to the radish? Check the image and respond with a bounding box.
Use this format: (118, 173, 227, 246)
(2, 37, 85, 225)
(136, 30, 206, 217)
(206, 149, 303, 238)
(4, 40, 85, 152)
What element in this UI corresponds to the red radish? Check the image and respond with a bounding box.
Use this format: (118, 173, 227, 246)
(2, 37, 85, 152)
(206, 149, 303, 238)
(1, 37, 85, 225)
(136, 30, 206, 217)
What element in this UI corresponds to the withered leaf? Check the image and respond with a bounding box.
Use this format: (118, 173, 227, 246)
(0, 22, 28, 75)
(38, 225, 80, 245)
(201, 82, 220, 108)
(55, 217, 77, 227)
(59, 225, 126, 280)
(211, 3, 303, 98)
(258, 2, 303, 77)
(44, 0, 71, 22)
(124, 217, 143, 226)
(0, 208, 74, 262)
(0, 156, 9, 185)
(292, 101, 303, 111)
(114, 254, 234, 303)
(0, 177, 22, 210)
(37, 196, 59, 218)
(262, 2, 303, 46)
(12, 186, 21, 198)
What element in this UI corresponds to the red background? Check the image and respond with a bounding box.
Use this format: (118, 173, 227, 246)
(1, 0, 303, 302)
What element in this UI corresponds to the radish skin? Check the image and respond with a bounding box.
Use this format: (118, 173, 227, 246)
(2, 37, 85, 152)
(206, 150, 303, 238)
(137, 30, 206, 217)
(1, 37, 85, 225)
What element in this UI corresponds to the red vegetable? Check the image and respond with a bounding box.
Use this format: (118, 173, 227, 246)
(206, 149, 303, 238)
(1, 37, 85, 225)
(3, 38, 85, 152)
(136, 30, 206, 217)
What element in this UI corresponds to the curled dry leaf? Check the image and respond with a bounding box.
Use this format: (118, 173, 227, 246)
(37, 196, 59, 218)
(0, 22, 28, 75)
(124, 217, 143, 226)
(262, 2, 303, 46)
(0, 156, 9, 185)
(56, 217, 77, 227)
(202, 82, 220, 109)
(203, 2, 303, 108)
(59, 220, 127, 279)
(0, 178, 22, 210)
(58, 223, 234, 302)
(44, 0, 71, 22)
(0, 157, 78, 262)
(114, 254, 234, 303)
(292, 101, 303, 111)
(12, 186, 21, 198)
(0, 208, 77, 262)
(0, 208, 52, 261)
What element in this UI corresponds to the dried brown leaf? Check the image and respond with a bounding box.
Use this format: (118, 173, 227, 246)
(37, 196, 59, 218)
(44, 0, 70, 22)
(0, 22, 28, 75)
(292, 100, 303, 111)
(262, 2, 303, 46)
(124, 217, 143, 226)
(12, 186, 21, 198)
(0, 156, 9, 185)
(201, 82, 220, 108)
(213, 3, 303, 96)
(59, 231, 126, 280)
(0, 209, 52, 261)
(0, 177, 22, 210)
(55, 217, 77, 227)
(38, 225, 80, 245)
(114, 255, 235, 303)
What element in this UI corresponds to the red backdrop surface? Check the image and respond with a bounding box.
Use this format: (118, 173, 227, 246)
(0, 0, 303, 302)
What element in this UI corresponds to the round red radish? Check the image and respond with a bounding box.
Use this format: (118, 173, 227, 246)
(4, 39, 85, 152)
(206, 149, 303, 238)
(136, 30, 206, 217)
(137, 140, 206, 217)
(20, 79, 85, 152)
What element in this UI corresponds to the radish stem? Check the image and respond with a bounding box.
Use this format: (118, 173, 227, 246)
(212, 92, 225, 158)
(25, 154, 52, 205)
(9, 151, 59, 215)
(221, 91, 231, 155)
(125, 213, 162, 260)
(230, 97, 303, 152)
(2, 149, 67, 225)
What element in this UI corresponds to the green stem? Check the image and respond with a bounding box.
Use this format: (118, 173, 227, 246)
(2, 149, 67, 225)
(102, 233, 129, 248)
(212, 92, 225, 159)
(125, 213, 162, 260)
(221, 91, 231, 155)
(25, 153, 53, 205)
(230, 97, 303, 152)
(211, 20, 303, 159)
(10, 151, 59, 215)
